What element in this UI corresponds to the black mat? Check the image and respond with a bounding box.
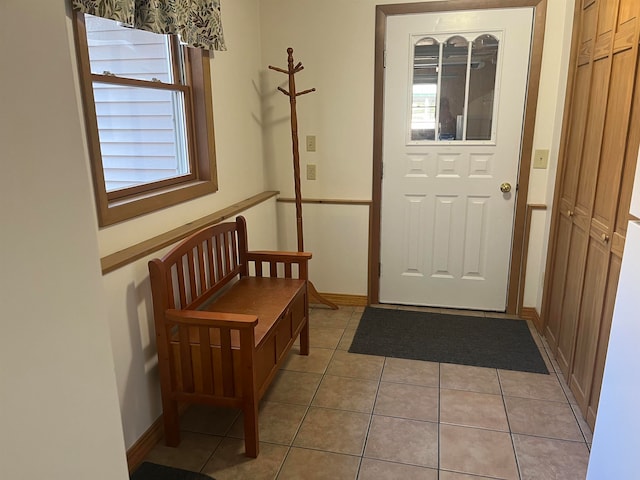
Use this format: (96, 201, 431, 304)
(349, 307, 548, 374)
(131, 462, 213, 480)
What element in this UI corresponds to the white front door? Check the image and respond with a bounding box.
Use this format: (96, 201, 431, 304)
(380, 8, 534, 311)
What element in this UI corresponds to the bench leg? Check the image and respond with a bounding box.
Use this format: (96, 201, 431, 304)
(300, 318, 310, 356)
(243, 398, 260, 458)
(162, 397, 181, 447)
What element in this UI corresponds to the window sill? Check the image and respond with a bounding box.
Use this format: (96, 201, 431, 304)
(97, 178, 218, 227)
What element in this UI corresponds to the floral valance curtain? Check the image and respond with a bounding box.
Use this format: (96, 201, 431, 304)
(72, 0, 226, 51)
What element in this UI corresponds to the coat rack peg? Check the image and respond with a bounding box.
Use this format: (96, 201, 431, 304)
(268, 65, 289, 74)
(268, 47, 338, 310)
(296, 88, 316, 97)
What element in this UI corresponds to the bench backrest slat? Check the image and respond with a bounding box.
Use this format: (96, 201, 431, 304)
(158, 220, 245, 311)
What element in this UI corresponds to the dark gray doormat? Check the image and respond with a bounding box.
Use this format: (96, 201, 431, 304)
(130, 462, 213, 480)
(349, 307, 548, 374)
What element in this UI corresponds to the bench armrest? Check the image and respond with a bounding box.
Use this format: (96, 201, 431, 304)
(165, 309, 258, 329)
(245, 250, 312, 280)
(246, 251, 312, 262)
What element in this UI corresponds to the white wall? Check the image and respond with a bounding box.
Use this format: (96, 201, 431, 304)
(0, 1, 128, 478)
(260, 0, 573, 307)
(260, 0, 377, 296)
(277, 203, 370, 294)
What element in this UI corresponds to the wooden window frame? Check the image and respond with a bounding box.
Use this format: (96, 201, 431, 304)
(72, 12, 218, 227)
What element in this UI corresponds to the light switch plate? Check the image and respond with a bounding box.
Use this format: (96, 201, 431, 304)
(306, 135, 316, 152)
(533, 149, 549, 169)
(307, 164, 316, 180)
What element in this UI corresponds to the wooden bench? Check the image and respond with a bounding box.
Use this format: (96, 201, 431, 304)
(148, 216, 311, 458)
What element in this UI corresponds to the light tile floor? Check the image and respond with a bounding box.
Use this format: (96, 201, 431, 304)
(143, 305, 592, 480)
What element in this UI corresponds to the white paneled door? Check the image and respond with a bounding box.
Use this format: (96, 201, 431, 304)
(380, 8, 534, 310)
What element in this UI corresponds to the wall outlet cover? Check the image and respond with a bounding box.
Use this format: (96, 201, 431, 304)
(533, 149, 549, 169)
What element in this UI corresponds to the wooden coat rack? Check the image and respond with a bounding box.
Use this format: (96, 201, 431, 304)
(269, 48, 338, 310)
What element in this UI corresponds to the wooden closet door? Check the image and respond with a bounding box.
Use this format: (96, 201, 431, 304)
(571, 2, 639, 415)
(543, 0, 640, 431)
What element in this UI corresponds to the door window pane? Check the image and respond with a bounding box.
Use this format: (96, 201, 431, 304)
(411, 37, 439, 141)
(440, 36, 469, 140)
(467, 34, 499, 140)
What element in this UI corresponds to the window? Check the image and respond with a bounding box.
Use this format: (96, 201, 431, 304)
(410, 33, 500, 143)
(73, 13, 218, 226)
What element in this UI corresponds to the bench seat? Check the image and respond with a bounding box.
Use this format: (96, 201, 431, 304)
(197, 277, 306, 347)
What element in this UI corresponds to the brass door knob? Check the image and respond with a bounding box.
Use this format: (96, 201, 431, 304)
(601, 233, 610, 243)
(500, 182, 512, 193)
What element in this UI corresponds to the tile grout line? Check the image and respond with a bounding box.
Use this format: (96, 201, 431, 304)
(437, 361, 442, 479)
(356, 355, 385, 480)
(498, 369, 523, 480)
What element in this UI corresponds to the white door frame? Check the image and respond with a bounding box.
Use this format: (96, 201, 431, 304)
(369, 0, 548, 314)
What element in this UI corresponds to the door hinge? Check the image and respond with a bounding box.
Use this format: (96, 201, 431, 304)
(383, 50, 386, 68)
(378, 262, 382, 277)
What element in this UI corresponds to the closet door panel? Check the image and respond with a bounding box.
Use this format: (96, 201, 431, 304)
(560, 67, 592, 209)
(616, 52, 640, 236)
(556, 227, 589, 376)
(594, 0, 616, 59)
(587, 253, 621, 428)
(593, 49, 635, 229)
(618, 0, 636, 25)
(578, 1, 598, 65)
(597, 0, 616, 37)
(614, 0, 638, 53)
(545, 214, 573, 350)
(575, 58, 609, 215)
(570, 237, 608, 412)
